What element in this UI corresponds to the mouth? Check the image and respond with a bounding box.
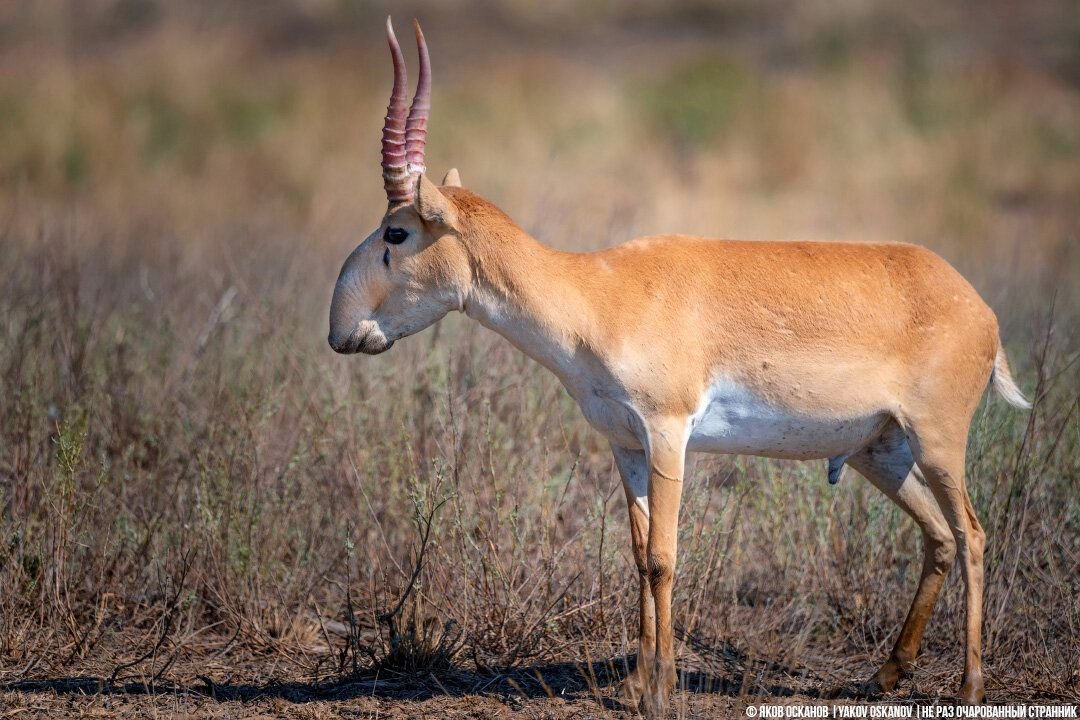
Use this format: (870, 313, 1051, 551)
(359, 336, 394, 355)
(329, 329, 394, 355)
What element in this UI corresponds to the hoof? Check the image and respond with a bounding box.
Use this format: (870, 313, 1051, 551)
(870, 657, 911, 693)
(641, 686, 670, 719)
(640, 662, 676, 719)
(826, 657, 911, 701)
(957, 676, 986, 705)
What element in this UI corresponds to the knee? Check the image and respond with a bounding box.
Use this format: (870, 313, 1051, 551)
(926, 528, 957, 570)
(647, 552, 675, 589)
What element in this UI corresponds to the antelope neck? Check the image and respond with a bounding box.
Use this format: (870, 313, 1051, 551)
(461, 225, 597, 382)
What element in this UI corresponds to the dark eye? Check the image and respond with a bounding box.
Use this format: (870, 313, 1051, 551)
(383, 248, 390, 267)
(384, 227, 408, 244)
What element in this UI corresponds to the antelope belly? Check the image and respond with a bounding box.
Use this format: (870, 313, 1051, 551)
(687, 378, 886, 460)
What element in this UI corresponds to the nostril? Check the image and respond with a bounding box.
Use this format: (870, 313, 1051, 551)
(329, 327, 369, 354)
(328, 331, 353, 353)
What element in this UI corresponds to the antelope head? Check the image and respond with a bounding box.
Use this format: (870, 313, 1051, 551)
(329, 18, 469, 355)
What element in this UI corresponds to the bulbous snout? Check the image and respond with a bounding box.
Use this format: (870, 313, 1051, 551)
(328, 320, 394, 355)
(329, 265, 393, 354)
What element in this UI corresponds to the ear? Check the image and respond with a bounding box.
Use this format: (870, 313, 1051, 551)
(415, 174, 458, 230)
(441, 167, 461, 187)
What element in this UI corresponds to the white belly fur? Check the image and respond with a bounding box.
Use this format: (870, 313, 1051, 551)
(687, 377, 887, 460)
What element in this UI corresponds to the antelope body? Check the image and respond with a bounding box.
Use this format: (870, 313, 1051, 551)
(329, 19, 1030, 716)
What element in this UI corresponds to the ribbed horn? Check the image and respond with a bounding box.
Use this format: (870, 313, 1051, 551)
(404, 19, 431, 177)
(381, 17, 411, 204)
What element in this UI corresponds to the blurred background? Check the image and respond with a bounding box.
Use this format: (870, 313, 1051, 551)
(1, 0, 1077, 715)
(3, 1, 1077, 258)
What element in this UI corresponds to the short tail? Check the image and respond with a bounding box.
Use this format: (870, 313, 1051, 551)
(991, 346, 1032, 409)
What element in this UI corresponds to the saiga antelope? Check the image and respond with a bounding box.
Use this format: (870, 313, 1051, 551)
(329, 19, 1031, 716)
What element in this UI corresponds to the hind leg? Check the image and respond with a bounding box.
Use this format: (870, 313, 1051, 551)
(906, 425, 987, 703)
(847, 424, 956, 693)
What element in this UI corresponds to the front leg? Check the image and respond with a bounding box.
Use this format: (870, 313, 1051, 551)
(612, 446, 655, 710)
(643, 426, 686, 718)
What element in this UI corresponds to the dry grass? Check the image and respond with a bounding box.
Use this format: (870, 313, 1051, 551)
(0, 1, 1078, 717)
